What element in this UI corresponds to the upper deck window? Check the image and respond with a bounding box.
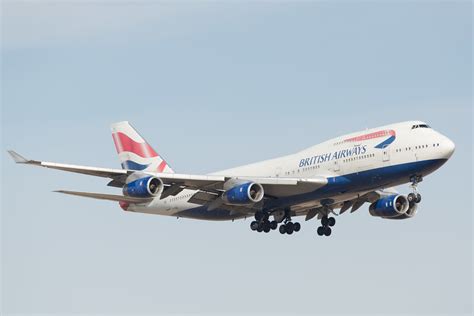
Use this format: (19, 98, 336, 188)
(412, 124, 431, 129)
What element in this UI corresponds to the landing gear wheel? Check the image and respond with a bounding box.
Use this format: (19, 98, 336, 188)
(293, 222, 301, 232)
(321, 216, 329, 226)
(317, 226, 324, 236)
(254, 212, 264, 221)
(327, 217, 336, 227)
(286, 223, 294, 235)
(279, 225, 286, 234)
(250, 221, 259, 231)
(263, 224, 271, 233)
(270, 221, 278, 230)
(415, 193, 422, 203)
(324, 226, 332, 236)
(407, 193, 417, 203)
(257, 226, 263, 233)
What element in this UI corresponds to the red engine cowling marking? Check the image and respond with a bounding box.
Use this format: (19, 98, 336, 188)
(119, 201, 130, 211)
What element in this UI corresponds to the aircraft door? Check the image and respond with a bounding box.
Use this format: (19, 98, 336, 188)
(382, 145, 390, 162)
(333, 160, 340, 172)
(275, 167, 282, 177)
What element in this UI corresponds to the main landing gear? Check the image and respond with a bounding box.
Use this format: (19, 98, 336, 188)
(279, 218, 301, 235)
(250, 211, 278, 233)
(317, 215, 335, 237)
(250, 210, 301, 235)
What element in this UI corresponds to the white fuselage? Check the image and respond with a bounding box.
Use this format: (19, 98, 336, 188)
(128, 121, 455, 219)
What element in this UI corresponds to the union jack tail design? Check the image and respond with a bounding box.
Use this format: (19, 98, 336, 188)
(110, 121, 174, 173)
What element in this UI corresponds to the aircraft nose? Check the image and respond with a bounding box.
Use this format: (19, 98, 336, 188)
(443, 137, 455, 159)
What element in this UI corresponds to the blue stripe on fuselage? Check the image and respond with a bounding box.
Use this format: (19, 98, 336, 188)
(176, 159, 447, 220)
(264, 158, 447, 210)
(375, 135, 396, 149)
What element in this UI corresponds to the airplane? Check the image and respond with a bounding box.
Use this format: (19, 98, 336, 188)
(8, 120, 455, 237)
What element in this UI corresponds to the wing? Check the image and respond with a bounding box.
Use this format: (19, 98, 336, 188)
(8, 150, 328, 198)
(55, 190, 153, 203)
(8, 150, 128, 179)
(299, 187, 401, 221)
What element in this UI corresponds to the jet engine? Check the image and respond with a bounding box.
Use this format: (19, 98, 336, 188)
(222, 182, 264, 205)
(386, 203, 418, 220)
(369, 194, 410, 218)
(123, 176, 164, 198)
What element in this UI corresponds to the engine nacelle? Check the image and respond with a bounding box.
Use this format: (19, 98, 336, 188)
(123, 176, 163, 198)
(386, 203, 418, 220)
(369, 194, 409, 218)
(222, 182, 264, 205)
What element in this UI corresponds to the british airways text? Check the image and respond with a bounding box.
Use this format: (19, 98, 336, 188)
(299, 145, 367, 168)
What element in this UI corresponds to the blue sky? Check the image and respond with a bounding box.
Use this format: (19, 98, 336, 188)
(1, 1, 472, 315)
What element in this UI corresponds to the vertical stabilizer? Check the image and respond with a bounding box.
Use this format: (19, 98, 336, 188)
(110, 121, 174, 173)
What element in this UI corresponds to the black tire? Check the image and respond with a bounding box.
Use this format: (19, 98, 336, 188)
(250, 221, 259, 231)
(321, 216, 329, 226)
(328, 217, 336, 227)
(270, 221, 278, 230)
(279, 225, 286, 234)
(254, 212, 264, 221)
(324, 226, 332, 236)
(286, 223, 294, 235)
(257, 226, 263, 233)
(264, 221, 271, 229)
(407, 193, 416, 203)
(416, 193, 422, 203)
(263, 225, 271, 233)
(317, 226, 324, 236)
(293, 222, 301, 232)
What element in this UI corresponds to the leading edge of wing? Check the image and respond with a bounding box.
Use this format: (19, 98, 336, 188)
(8, 150, 128, 178)
(54, 190, 152, 203)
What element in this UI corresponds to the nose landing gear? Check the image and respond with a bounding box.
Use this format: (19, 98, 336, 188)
(407, 192, 422, 204)
(408, 175, 423, 204)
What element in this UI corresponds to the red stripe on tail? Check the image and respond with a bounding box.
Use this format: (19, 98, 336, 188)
(112, 132, 158, 158)
(157, 160, 167, 172)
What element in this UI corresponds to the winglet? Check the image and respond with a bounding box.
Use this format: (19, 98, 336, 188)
(7, 150, 30, 163)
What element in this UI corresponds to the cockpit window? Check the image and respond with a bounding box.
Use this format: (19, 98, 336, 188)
(412, 124, 431, 129)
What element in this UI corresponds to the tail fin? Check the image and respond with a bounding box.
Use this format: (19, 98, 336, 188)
(110, 121, 174, 173)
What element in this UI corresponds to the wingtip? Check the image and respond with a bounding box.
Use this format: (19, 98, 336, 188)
(7, 150, 29, 163)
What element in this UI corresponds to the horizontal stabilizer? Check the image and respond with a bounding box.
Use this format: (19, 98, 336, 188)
(55, 190, 153, 204)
